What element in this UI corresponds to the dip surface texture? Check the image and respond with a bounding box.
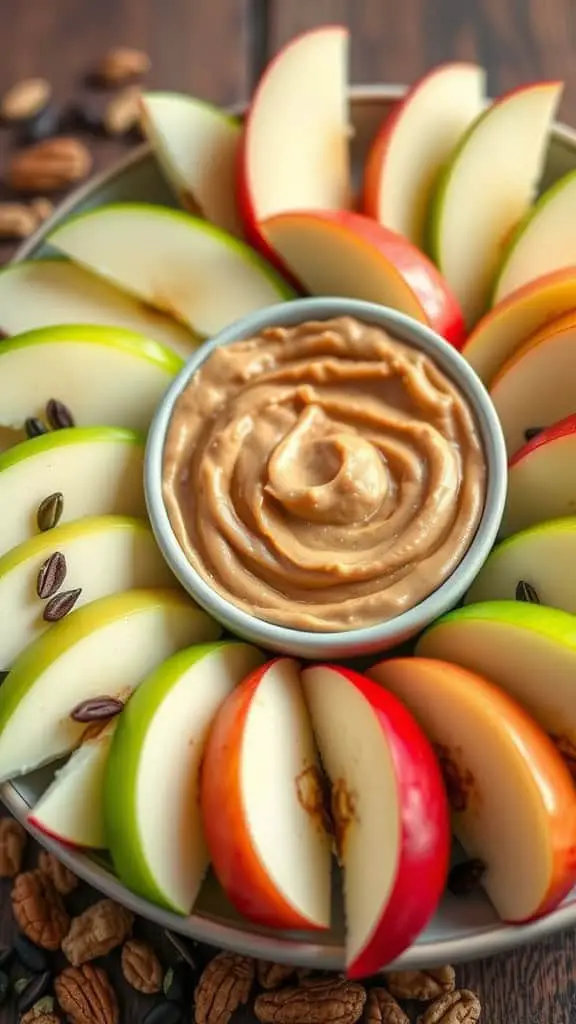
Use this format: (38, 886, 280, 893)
(163, 316, 486, 631)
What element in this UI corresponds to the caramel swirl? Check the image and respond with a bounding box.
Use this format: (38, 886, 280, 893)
(162, 317, 486, 631)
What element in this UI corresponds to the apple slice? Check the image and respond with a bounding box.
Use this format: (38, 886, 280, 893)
(428, 82, 563, 327)
(261, 210, 466, 345)
(0, 324, 181, 444)
(416, 601, 576, 783)
(0, 588, 220, 782)
(0, 427, 145, 559)
(48, 203, 294, 337)
(370, 656, 576, 922)
(301, 664, 449, 977)
(140, 92, 243, 237)
(105, 641, 265, 913)
(503, 415, 576, 535)
(461, 267, 576, 385)
(29, 721, 117, 849)
(494, 170, 576, 304)
(0, 259, 199, 358)
(465, 517, 576, 612)
(238, 26, 351, 257)
(490, 310, 576, 455)
(362, 63, 485, 248)
(201, 658, 332, 931)
(0, 515, 176, 669)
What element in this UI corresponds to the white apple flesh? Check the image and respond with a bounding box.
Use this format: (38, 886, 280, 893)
(0, 427, 145, 559)
(0, 515, 175, 669)
(48, 203, 294, 337)
(0, 589, 220, 782)
(0, 260, 199, 358)
(370, 656, 576, 923)
(503, 415, 576, 535)
(140, 93, 243, 237)
(105, 642, 265, 913)
(301, 664, 449, 977)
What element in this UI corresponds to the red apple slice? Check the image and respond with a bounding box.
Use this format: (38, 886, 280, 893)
(369, 657, 576, 924)
(362, 63, 485, 249)
(462, 266, 576, 385)
(200, 658, 331, 931)
(301, 664, 449, 978)
(503, 414, 576, 535)
(238, 26, 351, 260)
(490, 310, 576, 455)
(261, 209, 466, 346)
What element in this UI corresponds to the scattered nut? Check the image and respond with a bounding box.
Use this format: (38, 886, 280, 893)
(254, 976, 366, 1024)
(194, 951, 255, 1024)
(103, 86, 141, 136)
(385, 967, 456, 1002)
(0, 816, 27, 877)
(20, 1005, 60, 1024)
(62, 898, 133, 965)
(257, 961, 296, 990)
(55, 963, 119, 1024)
(121, 938, 162, 994)
(417, 990, 481, 1024)
(365, 988, 410, 1024)
(38, 850, 78, 895)
(1, 77, 51, 121)
(30, 197, 55, 223)
(96, 47, 151, 86)
(12, 869, 69, 950)
(0, 202, 38, 239)
(7, 137, 93, 193)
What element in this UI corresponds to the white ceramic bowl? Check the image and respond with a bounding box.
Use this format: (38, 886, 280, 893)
(5, 85, 576, 969)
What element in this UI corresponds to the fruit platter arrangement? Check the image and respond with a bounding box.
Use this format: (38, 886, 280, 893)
(3, 22, 576, 977)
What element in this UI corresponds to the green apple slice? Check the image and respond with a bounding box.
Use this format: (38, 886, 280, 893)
(48, 203, 294, 337)
(29, 721, 117, 849)
(0, 260, 199, 358)
(417, 600, 576, 763)
(104, 641, 264, 913)
(0, 515, 176, 669)
(0, 325, 182, 442)
(140, 93, 243, 238)
(494, 171, 576, 304)
(0, 427, 145, 559)
(465, 518, 576, 612)
(428, 82, 562, 326)
(0, 588, 221, 782)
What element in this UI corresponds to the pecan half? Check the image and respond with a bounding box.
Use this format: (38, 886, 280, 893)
(121, 938, 162, 994)
(62, 898, 133, 965)
(257, 960, 296, 990)
(0, 816, 27, 877)
(55, 963, 119, 1024)
(97, 47, 151, 86)
(365, 988, 410, 1024)
(255, 977, 366, 1024)
(194, 951, 255, 1024)
(8, 138, 92, 193)
(385, 967, 456, 1002)
(417, 990, 481, 1024)
(0, 203, 38, 239)
(12, 869, 69, 950)
(38, 850, 78, 895)
(1, 78, 51, 121)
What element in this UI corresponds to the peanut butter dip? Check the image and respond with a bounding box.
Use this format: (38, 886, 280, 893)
(162, 316, 486, 632)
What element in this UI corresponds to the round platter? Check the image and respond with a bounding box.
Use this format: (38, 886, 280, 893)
(3, 84, 576, 970)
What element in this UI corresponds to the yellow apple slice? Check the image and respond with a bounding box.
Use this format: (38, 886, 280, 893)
(369, 656, 576, 923)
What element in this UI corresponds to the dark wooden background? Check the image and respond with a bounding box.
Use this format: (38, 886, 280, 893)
(2, 0, 576, 1020)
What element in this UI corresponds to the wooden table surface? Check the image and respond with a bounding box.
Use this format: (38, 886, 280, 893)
(2, 1, 576, 1021)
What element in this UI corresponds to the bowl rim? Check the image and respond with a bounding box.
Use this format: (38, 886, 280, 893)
(6, 81, 576, 971)
(145, 295, 507, 653)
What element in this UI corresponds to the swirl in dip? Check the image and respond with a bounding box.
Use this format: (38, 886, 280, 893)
(162, 316, 486, 632)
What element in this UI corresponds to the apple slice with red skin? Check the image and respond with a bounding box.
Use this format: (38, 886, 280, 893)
(238, 25, 351, 264)
(261, 209, 466, 346)
(362, 63, 485, 249)
(369, 657, 576, 924)
(502, 414, 576, 536)
(200, 658, 331, 931)
(300, 664, 449, 978)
